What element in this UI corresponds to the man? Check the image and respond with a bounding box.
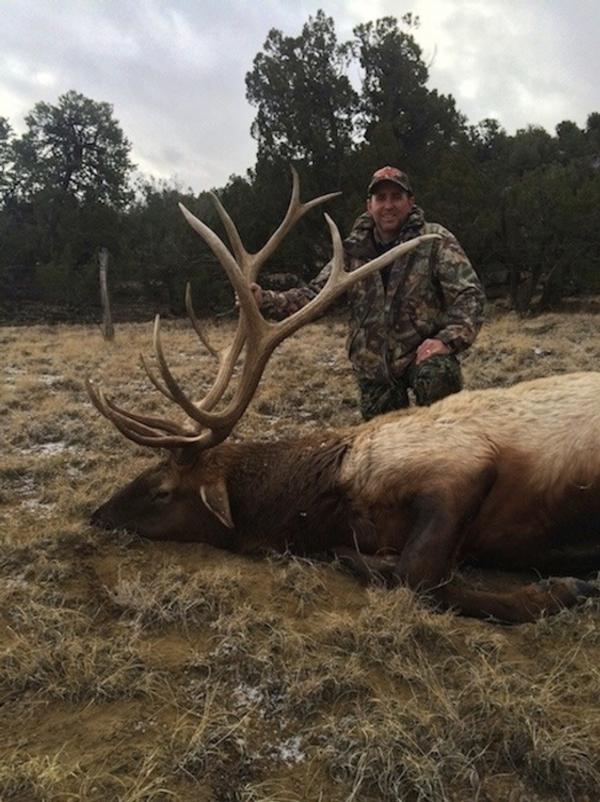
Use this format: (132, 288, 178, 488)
(253, 166, 485, 420)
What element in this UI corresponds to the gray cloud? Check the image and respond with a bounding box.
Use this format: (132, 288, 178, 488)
(2, 1, 598, 192)
(411, 0, 599, 133)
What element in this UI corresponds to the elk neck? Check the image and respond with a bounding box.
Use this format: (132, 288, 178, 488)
(187, 430, 356, 555)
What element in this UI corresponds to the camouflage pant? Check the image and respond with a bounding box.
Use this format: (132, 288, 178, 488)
(357, 355, 463, 421)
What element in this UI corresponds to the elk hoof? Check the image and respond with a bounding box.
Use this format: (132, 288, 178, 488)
(538, 577, 600, 603)
(568, 578, 600, 600)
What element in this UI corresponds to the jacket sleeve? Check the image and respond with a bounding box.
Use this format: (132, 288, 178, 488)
(433, 233, 485, 352)
(259, 260, 334, 320)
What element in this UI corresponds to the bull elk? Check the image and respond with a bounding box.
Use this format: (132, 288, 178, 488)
(88, 170, 600, 623)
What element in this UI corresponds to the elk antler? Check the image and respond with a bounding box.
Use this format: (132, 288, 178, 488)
(88, 169, 440, 451)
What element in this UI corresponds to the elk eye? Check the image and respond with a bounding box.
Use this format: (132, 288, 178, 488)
(152, 489, 173, 505)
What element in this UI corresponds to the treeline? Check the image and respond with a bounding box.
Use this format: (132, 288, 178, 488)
(1, 11, 599, 320)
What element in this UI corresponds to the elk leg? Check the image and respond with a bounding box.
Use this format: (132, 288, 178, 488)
(331, 545, 397, 584)
(392, 471, 496, 602)
(393, 491, 472, 590)
(392, 489, 599, 621)
(437, 576, 600, 623)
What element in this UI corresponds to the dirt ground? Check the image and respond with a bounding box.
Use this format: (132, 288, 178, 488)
(1, 308, 600, 801)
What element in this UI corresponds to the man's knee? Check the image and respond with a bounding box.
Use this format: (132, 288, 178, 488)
(412, 354, 463, 406)
(357, 377, 409, 420)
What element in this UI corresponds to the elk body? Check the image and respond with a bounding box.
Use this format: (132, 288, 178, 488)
(89, 172, 600, 623)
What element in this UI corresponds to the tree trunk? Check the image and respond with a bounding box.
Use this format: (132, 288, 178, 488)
(99, 247, 115, 340)
(538, 262, 563, 311)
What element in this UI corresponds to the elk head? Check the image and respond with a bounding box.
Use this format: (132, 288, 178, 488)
(88, 169, 440, 543)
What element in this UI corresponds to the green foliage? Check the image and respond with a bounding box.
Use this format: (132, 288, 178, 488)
(508, 125, 557, 176)
(1, 91, 134, 310)
(503, 160, 600, 309)
(245, 9, 357, 187)
(12, 90, 133, 207)
(33, 254, 96, 306)
(353, 15, 464, 163)
(120, 179, 232, 314)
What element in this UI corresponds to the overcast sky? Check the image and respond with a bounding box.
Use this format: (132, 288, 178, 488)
(2, 1, 598, 192)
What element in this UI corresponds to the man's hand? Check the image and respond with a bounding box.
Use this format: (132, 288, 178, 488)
(416, 338, 451, 365)
(249, 282, 263, 306)
(236, 282, 263, 309)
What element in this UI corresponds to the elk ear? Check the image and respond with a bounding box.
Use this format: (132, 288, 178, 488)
(199, 479, 234, 529)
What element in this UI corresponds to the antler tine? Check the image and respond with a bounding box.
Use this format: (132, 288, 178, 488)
(87, 378, 180, 436)
(87, 379, 169, 442)
(210, 193, 248, 268)
(271, 221, 443, 345)
(185, 283, 219, 360)
(169, 287, 249, 413)
(178, 203, 263, 327)
(104, 397, 187, 436)
(175, 170, 342, 420)
(145, 309, 237, 413)
(210, 166, 342, 281)
(184, 281, 243, 411)
(147, 322, 247, 417)
(152, 314, 251, 430)
(197, 332, 244, 411)
(86, 379, 219, 449)
(246, 167, 341, 282)
(140, 353, 177, 402)
(323, 212, 346, 283)
(209, 167, 341, 283)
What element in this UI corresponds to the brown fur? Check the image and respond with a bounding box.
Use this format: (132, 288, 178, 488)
(204, 434, 354, 554)
(92, 372, 600, 622)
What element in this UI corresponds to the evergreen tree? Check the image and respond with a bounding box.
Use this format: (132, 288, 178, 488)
(13, 90, 133, 206)
(353, 15, 465, 180)
(245, 10, 357, 188)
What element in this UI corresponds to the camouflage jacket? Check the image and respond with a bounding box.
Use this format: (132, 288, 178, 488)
(261, 207, 485, 381)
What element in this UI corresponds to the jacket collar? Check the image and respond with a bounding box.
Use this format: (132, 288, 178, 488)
(344, 206, 426, 259)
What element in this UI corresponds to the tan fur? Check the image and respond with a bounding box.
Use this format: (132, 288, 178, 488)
(342, 372, 600, 529)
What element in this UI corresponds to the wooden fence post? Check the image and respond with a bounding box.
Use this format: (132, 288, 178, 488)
(99, 247, 115, 340)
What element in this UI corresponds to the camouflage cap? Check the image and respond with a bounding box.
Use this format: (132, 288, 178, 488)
(367, 166, 413, 196)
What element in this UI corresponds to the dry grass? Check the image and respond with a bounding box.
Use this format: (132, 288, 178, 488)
(1, 308, 600, 801)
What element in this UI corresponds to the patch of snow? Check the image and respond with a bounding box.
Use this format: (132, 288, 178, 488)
(3, 366, 26, 382)
(20, 499, 56, 516)
(40, 373, 63, 385)
(3, 578, 31, 592)
(18, 441, 78, 456)
(13, 475, 37, 496)
(233, 683, 264, 707)
(272, 735, 305, 765)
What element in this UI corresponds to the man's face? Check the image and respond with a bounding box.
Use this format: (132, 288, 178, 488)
(367, 182, 414, 241)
